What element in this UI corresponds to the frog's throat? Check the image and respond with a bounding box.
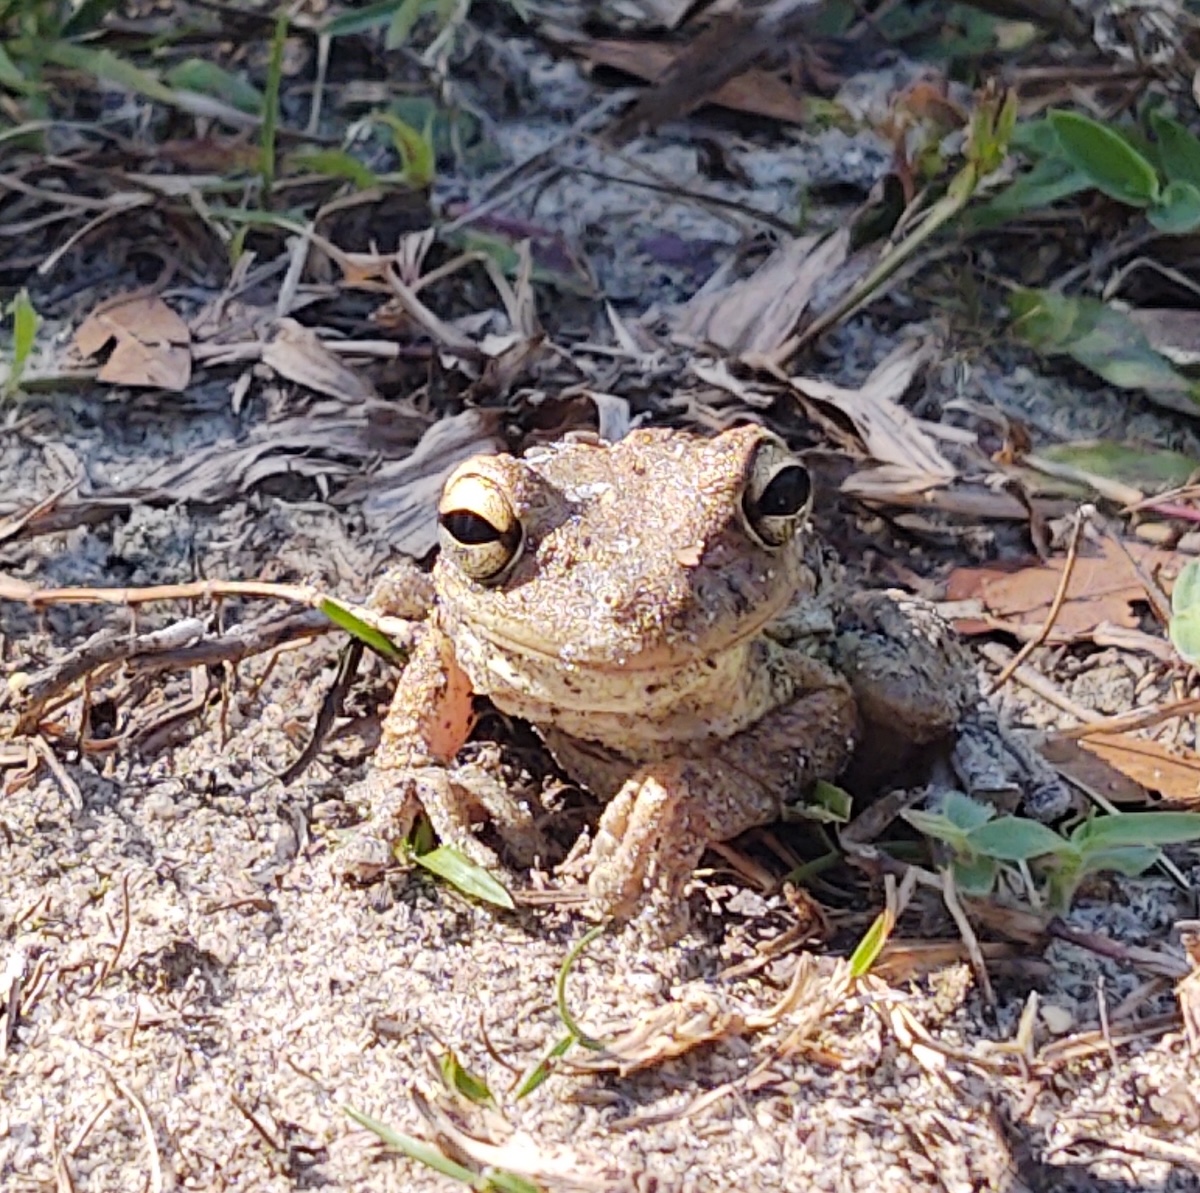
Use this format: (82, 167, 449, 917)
(459, 585, 794, 673)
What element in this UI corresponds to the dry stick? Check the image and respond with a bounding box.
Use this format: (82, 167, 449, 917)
(90, 873, 133, 994)
(986, 509, 1087, 697)
(0, 576, 320, 609)
(1052, 694, 1200, 740)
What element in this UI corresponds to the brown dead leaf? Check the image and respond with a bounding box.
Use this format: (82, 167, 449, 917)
(571, 33, 810, 131)
(74, 294, 191, 391)
(1039, 737, 1151, 805)
(1045, 733, 1200, 807)
(261, 319, 380, 403)
(946, 539, 1180, 640)
(674, 230, 850, 357)
(793, 339, 955, 487)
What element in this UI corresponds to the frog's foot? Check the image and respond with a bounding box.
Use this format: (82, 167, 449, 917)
(581, 757, 780, 940)
(951, 704, 1072, 821)
(334, 761, 553, 884)
(333, 765, 502, 884)
(834, 589, 978, 743)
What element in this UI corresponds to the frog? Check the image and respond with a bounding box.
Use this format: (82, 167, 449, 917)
(341, 422, 1060, 933)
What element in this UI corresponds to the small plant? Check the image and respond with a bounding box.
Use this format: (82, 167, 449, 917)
(2, 287, 40, 398)
(981, 106, 1200, 232)
(904, 790, 1200, 911)
(1170, 559, 1200, 665)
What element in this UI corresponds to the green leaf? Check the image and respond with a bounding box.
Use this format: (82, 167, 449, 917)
(1048, 110, 1160, 207)
(344, 1107, 479, 1184)
(7, 287, 40, 392)
(1071, 810, 1200, 851)
(515, 1033, 574, 1099)
(375, 111, 435, 188)
(1074, 844, 1161, 879)
(1149, 110, 1200, 189)
(44, 42, 176, 105)
(1041, 440, 1200, 491)
(801, 779, 852, 824)
(848, 909, 890, 977)
(935, 790, 995, 832)
(485, 1172, 542, 1193)
(973, 156, 1092, 227)
(165, 59, 263, 114)
(319, 598, 405, 662)
(324, 0, 406, 37)
(555, 925, 605, 1049)
(60, 0, 126, 37)
(951, 855, 1000, 896)
(0, 41, 39, 93)
(286, 148, 380, 189)
(386, 0, 432, 49)
(1149, 180, 1200, 234)
(1172, 560, 1200, 617)
(966, 816, 1065, 862)
(902, 808, 971, 852)
(1010, 288, 1200, 406)
(1011, 117, 1064, 157)
(411, 845, 515, 909)
(438, 1049, 495, 1107)
(1169, 607, 1200, 663)
(258, 9, 289, 196)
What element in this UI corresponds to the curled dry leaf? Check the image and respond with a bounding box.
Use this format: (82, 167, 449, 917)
(674, 230, 850, 357)
(793, 339, 956, 488)
(261, 319, 380, 403)
(74, 294, 191, 392)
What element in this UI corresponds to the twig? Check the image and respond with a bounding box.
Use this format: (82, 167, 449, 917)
(987, 508, 1087, 696)
(276, 638, 364, 784)
(0, 575, 321, 609)
(1050, 694, 1200, 740)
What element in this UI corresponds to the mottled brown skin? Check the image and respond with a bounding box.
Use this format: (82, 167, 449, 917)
(352, 424, 974, 932)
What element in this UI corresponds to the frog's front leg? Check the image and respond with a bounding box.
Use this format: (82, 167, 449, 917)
(339, 624, 547, 880)
(581, 675, 857, 933)
(833, 590, 1069, 819)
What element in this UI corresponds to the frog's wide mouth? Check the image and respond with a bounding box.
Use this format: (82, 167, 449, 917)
(457, 584, 793, 673)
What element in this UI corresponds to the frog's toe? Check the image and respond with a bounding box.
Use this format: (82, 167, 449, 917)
(584, 768, 703, 927)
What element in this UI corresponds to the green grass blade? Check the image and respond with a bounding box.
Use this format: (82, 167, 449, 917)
(412, 845, 515, 909)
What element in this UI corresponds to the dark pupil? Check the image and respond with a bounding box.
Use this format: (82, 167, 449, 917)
(440, 509, 501, 545)
(758, 466, 811, 516)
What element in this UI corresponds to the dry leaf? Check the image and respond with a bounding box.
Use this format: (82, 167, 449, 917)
(261, 319, 380, 403)
(1128, 308, 1200, 367)
(573, 35, 810, 130)
(1045, 733, 1200, 807)
(356, 409, 505, 557)
(946, 539, 1179, 640)
(1039, 737, 1151, 805)
(793, 339, 955, 486)
(74, 294, 192, 392)
(675, 231, 850, 356)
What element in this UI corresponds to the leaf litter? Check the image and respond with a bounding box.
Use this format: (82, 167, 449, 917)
(4, 3, 1200, 1191)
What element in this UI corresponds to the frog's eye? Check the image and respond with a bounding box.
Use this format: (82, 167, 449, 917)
(742, 439, 812, 548)
(438, 473, 523, 583)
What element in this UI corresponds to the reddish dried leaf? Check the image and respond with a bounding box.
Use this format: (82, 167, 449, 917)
(1046, 733, 1200, 807)
(1039, 737, 1151, 805)
(946, 540, 1180, 641)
